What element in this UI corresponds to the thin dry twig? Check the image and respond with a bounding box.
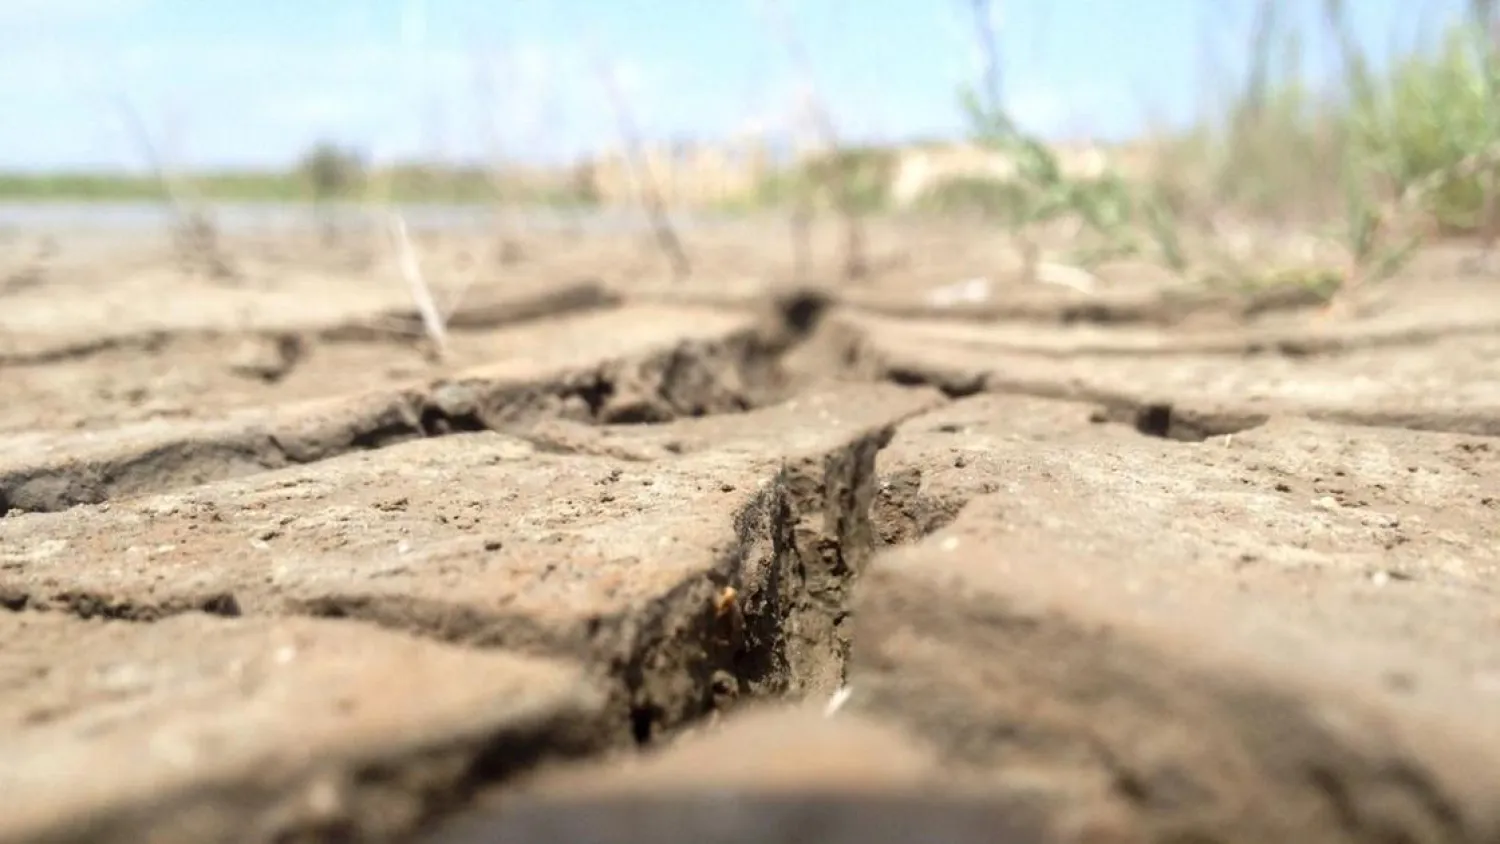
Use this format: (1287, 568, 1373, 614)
(388, 212, 450, 361)
(471, 52, 529, 266)
(369, 0, 461, 354)
(966, 0, 1006, 121)
(584, 42, 692, 281)
(113, 93, 236, 281)
(1469, 0, 1500, 258)
(777, 102, 815, 283)
(789, 183, 814, 282)
(756, 0, 869, 281)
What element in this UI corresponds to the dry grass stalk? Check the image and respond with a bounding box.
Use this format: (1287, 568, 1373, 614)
(757, 0, 868, 281)
(472, 54, 529, 267)
(789, 181, 814, 282)
(388, 212, 450, 361)
(1469, 0, 1500, 259)
(966, 0, 1006, 119)
(586, 44, 692, 281)
(778, 105, 815, 283)
(356, 159, 447, 351)
(1, 235, 57, 295)
(113, 94, 236, 281)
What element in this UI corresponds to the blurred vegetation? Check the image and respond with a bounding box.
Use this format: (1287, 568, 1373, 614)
(0, 171, 304, 202)
(0, 154, 600, 207)
(298, 142, 366, 203)
(1162, 5, 1500, 235)
(744, 146, 898, 214)
(297, 142, 366, 243)
(906, 3, 1500, 294)
(1346, 19, 1500, 233)
(1177, 2, 1500, 292)
(915, 84, 1186, 277)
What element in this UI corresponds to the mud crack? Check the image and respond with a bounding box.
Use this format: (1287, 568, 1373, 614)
(0, 328, 792, 514)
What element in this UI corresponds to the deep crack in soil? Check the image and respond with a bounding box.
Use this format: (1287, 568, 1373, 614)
(0, 300, 809, 514)
(0, 298, 941, 841)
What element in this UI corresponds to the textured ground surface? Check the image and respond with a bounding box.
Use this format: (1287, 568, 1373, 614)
(1, 222, 1498, 843)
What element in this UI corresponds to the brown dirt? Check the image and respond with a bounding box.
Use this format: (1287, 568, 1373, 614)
(1, 221, 1498, 843)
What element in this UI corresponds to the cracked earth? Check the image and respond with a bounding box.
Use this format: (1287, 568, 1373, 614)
(1, 224, 1498, 843)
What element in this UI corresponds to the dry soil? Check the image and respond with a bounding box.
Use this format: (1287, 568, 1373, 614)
(1, 220, 1497, 844)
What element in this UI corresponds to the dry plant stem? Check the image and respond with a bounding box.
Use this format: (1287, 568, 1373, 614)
(1475, 1, 1500, 258)
(967, 0, 1006, 119)
(438, 252, 482, 327)
(472, 56, 526, 266)
(114, 95, 188, 209)
(1019, 237, 1040, 284)
(759, 0, 868, 281)
(1479, 169, 1498, 260)
(1321, 0, 1391, 313)
(389, 213, 449, 361)
(790, 193, 813, 282)
(1242, 0, 1279, 125)
(837, 183, 869, 281)
(783, 116, 818, 283)
(965, 0, 1045, 282)
(113, 93, 235, 281)
(476, 176, 525, 268)
(586, 48, 691, 282)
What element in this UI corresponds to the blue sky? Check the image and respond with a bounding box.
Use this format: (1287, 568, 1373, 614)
(0, 0, 1473, 171)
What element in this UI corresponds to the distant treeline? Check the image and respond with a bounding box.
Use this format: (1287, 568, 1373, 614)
(0, 143, 598, 205)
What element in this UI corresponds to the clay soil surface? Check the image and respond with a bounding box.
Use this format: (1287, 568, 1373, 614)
(1, 218, 1498, 844)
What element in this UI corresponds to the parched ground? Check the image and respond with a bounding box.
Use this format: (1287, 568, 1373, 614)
(1, 219, 1498, 844)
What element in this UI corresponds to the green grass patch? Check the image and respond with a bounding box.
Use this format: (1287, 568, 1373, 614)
(0, 165, 598, 207)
